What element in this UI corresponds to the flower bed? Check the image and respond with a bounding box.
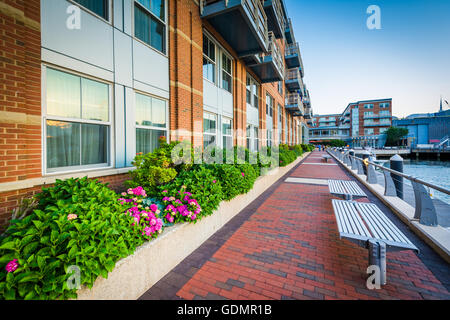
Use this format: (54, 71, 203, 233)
(0, 139, 314, 300)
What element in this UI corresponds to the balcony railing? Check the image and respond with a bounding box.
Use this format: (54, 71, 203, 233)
(246, 31, 284, 82)
(285, 68, 301, 92)
(263, 0, 285, 39)
(285, 42, 302, 69)
(201, 0, 269, 56)
(285, 93, 304, 116)
(363, 113, 392, 119)
(285, 18, 295, 44)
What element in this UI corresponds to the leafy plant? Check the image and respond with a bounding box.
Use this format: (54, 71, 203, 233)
(0, 178, 143, 300)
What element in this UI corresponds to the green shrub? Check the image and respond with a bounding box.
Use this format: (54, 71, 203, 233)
(161, 166, 223, 218)
(0, 178, 143, 300)
(208, 164, 257, 201)
(126, 138, 182, 195)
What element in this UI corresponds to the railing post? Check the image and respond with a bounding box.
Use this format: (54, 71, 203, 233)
(412, 181, 438, 226)
(390, 155, 404, 200)
(351, 157, 358, 170)
(366, 163, 377, 184)
(357, 158, 364, 175)
(383, 170, 397, 197)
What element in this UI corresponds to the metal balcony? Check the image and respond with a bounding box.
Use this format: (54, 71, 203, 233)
(285, 18, 295, 44)
(285, 68, 301, 92)
(263, 0, 285, 39)
(285, 93, 304, 116)
(285, 42, 301, 69)
(200, 0, 269, 56)
(245, 32, 284, 83)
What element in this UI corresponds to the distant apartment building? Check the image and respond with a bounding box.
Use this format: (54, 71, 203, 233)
(393, 109, 450, 148)
(0, 0, 312, 226)
(308, 99, 392, 147)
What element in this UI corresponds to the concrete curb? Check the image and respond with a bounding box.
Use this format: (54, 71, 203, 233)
(328, 151, 450, 264)
(76, 152, 310, 300)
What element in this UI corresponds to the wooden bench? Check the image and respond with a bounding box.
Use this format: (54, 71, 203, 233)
(322, 155, 331, 163)
(328, 179, 367, 200)
(331, 199, 419, 285)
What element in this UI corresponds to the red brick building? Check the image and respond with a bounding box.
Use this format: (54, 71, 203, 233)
(0, 0, 312, 228)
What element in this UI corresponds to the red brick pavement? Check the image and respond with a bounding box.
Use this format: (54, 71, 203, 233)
(175, 151, 450, 300)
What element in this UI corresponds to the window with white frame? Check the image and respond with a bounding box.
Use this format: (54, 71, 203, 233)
(254, 126, 259, 152)
(364, 104, 374, 109)
(278, 104, 282, 143)
(364, 128, 374, 135)
(380, 128, 388, 134)
(203, 34, 216, 83)
(246, 75, 259, 109)
(134, 0, 166, 54)
(266, 93, 273, 118)
(246, 124, 251, 150)
(222, 117, 233, 150)
(203, 112, 217, 149)
(73, 0, 109, 20)
(380, 103, 390, 108)
(45, 67, 111, 173)
(221, 53, 232, 93)
(278, 81, 283, 96)
(380, 110, 391, 116)
(135, 93, 168, 154)
(364, 111, 374, 117)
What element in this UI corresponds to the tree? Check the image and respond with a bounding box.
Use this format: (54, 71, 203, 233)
(319, 140, 347, 147)
(385, 127, 409, 146)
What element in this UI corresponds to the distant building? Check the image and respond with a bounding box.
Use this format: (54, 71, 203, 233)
(309, 98, 393, 148)
(393, 109, 450, 148)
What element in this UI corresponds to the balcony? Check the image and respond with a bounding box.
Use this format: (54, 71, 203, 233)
(245, 32, 284, 83)
(200, 0, 268, 56)
(285, 93, 304, 116)
(285, 18, 295, 44)
(364, 121, 392, 127)
(363, 113, 392, 120)
(263, 0, 285, 39)
(285, 68, 301, 92)
(285, 42, 301, 69)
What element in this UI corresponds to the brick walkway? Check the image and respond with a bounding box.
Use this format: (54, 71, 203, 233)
(140, 151, 450, 300)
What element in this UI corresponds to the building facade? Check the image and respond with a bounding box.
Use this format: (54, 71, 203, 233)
(393, 109, 450, 148)
(0, 0, 312, 227)
(308, 98, 392, 148)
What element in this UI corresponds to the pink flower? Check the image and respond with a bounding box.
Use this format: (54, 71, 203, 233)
(241, 172, 245, 177)
(67, 214, 78, 221)
(150, 204, 158, 212)
(213, 180, 217, 184)
(5, 259, 18, 273)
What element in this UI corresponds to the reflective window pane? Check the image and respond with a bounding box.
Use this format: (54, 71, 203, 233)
(46, 121, 81, 169)
(82, 78, 109, 122)
(135, 5, 151, 45)
(81, 124, 108, 165)
(151, 0, 165, 20)
(150, 16, 165, 52)
(137, 128, 166, 155)
(74, 0, 108, 20)
(46, 68, 81, 119)
(136, 93, 153, 126)
(151, 97, 167, 128)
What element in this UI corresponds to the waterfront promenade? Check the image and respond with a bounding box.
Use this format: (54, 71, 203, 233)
(140, 151, 450, 300)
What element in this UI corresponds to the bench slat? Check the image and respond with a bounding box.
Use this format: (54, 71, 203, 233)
(331, 200, 418, 251)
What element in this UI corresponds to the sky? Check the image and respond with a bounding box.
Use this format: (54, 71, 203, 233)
(285, 0, 450, 118)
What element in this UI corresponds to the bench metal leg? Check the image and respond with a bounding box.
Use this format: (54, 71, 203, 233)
(368, 240, 387, 286)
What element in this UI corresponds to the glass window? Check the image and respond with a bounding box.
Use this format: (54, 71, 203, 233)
(203, 113, 217, 150)
(246, 75, 259, 109)
(253, 127, 259, 152)
(222, 117, 233, 150)
(364, 104, 374, 109)
(203, 35, 216, 83)
(246, 125, 251, 150)
(221, 54, 232, 93)
(135, 0, 166, 54)
(266, 94, 273, 118)
(380, 103, 390, 108)
(45, 68, 110, 172)
(73, 0, 109, 20)
(135, 93, 168, 154)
